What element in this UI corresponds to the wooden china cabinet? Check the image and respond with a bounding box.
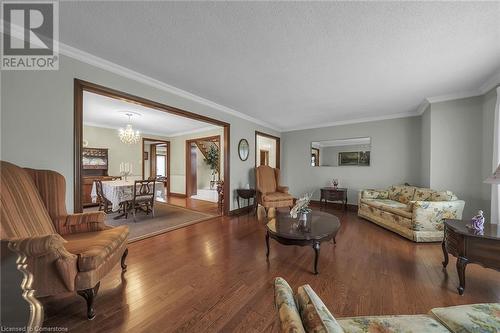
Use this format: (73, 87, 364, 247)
(81, 148, 115, 207)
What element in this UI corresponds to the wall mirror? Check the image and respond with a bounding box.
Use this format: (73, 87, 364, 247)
(311, 137, 371, 167)
(238, 139, 249, 161)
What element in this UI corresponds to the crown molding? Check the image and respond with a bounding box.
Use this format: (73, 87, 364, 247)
(479, 68, 500, 94)
(285, 110, 422, 132)
(57, 42, 281, 132)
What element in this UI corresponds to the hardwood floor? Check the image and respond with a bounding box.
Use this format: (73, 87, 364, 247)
(42, 207, 500, 332)
(167, 196, 220, 216)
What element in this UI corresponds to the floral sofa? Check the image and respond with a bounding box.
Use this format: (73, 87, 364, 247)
(274, 277, 500, 333)
(357, 185, 465, 242)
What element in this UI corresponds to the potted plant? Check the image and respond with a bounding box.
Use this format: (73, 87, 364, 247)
(204, 145, 219, 189)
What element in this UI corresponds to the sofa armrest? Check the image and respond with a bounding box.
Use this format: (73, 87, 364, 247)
(412, 200, 465, 231)
(9, 234, 68, 258)
(277, 186, 289, 193)
(65, 211, 110, 234)
(8, 234, 78, 292)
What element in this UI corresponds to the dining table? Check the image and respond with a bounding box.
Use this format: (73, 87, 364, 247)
(91, 179, 165, 213)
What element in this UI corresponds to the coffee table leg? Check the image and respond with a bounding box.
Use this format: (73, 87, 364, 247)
(456, 256, 468, 295)
(313, 241, 320, 274)
(265, 231, 270, 258)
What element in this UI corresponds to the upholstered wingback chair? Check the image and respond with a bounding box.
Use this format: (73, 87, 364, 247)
(256, 166, 294, 215)
(0, 161, 129, 320)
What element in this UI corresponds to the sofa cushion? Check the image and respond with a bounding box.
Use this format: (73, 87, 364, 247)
(63, 226, 128, 272)
(388, 186, 417, 204)
(360, 199, 412, 219)
(338, 315, 450, 333)
(430, 190, 457, 202)
(430, 303, 500, 333)
(413, 188, 434, 201)
(296, 284, 344, 333)
(263, 192, 294, 202)
(274, 277, 305, 333)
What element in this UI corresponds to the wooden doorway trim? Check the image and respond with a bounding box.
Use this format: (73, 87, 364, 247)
(141, 137, 170, 194)
(74, 79, 230, 215)
(255, 131, 280, 169)
(185, 135, 221, 198)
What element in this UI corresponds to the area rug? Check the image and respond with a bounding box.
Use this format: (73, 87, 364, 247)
(106, 202, 217, 242)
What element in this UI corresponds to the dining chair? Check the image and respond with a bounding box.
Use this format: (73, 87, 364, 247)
(126, 179, 156, 222)
(95, 180, 113, 213)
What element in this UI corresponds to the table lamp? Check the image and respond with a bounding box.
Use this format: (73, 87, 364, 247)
(484, 164, 500, 184)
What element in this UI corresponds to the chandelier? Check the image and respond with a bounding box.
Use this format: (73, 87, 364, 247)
(118, 113, 140, 144)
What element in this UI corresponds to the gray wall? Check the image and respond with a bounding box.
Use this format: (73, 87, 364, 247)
(482, 88, 498, 222)
(282, 117, 422, 204)
(427, 92, 496, 219)
(1, 55, 280, 211)
(420, 105, 431, 187)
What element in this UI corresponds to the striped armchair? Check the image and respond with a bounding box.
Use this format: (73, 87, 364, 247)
(0, 161, 129, 320)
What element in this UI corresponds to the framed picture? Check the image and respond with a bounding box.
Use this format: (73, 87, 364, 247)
(143, 152, 148, 160)
(338, 151, 370, 166)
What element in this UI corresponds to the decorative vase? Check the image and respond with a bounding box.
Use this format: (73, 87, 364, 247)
(298, 212, 310, 231)
(470, 210, 485, 232)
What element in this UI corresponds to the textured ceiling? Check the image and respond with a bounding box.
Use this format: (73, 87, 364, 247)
(83, 91, 217, 136)
(61, 2, 500, 130)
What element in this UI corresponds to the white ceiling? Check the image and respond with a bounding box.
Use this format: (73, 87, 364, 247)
(61, 2, 500, 131)
(83, 91, 218, 136)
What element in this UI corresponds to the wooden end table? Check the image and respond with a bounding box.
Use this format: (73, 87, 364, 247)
(265, 211, 340, 274)
(236, 188, 256, 213)
(320, 187, 347, 210)
(442, 219, 500, 295)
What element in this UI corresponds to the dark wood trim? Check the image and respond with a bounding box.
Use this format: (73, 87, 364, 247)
(255, 131, 280, 169)
(74, 79, 230, 215)
(169, 192, 187, 198)
(185, 135, 221, 199)
(74, 80, 84, 213)
(141, 137, 170, 195)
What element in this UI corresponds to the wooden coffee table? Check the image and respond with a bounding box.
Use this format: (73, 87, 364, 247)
(442, 219, 500, 295)
(265, 210, 340, 274)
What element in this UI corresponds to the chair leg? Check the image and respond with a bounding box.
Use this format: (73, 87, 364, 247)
(77, 282, 100, 320)
(121, 248, 128, 271)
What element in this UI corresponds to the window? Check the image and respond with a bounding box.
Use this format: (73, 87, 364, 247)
(156, 155, 166, 176)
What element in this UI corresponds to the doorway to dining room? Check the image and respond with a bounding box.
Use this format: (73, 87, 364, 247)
(75, 80, 228, 240)
(255, 131, 280, 168)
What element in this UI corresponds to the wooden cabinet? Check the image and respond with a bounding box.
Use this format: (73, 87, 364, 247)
(320, 188, 347, 210)
(82, 148, 112, 207)
(82, 176, 116, 207)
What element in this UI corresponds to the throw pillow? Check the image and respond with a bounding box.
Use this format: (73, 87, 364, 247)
(296, 284, 344, 333)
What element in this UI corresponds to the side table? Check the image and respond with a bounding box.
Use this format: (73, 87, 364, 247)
(236, 188, 256, 214)
(320, 187, 347, 210)
(442, 219, 500, 295)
